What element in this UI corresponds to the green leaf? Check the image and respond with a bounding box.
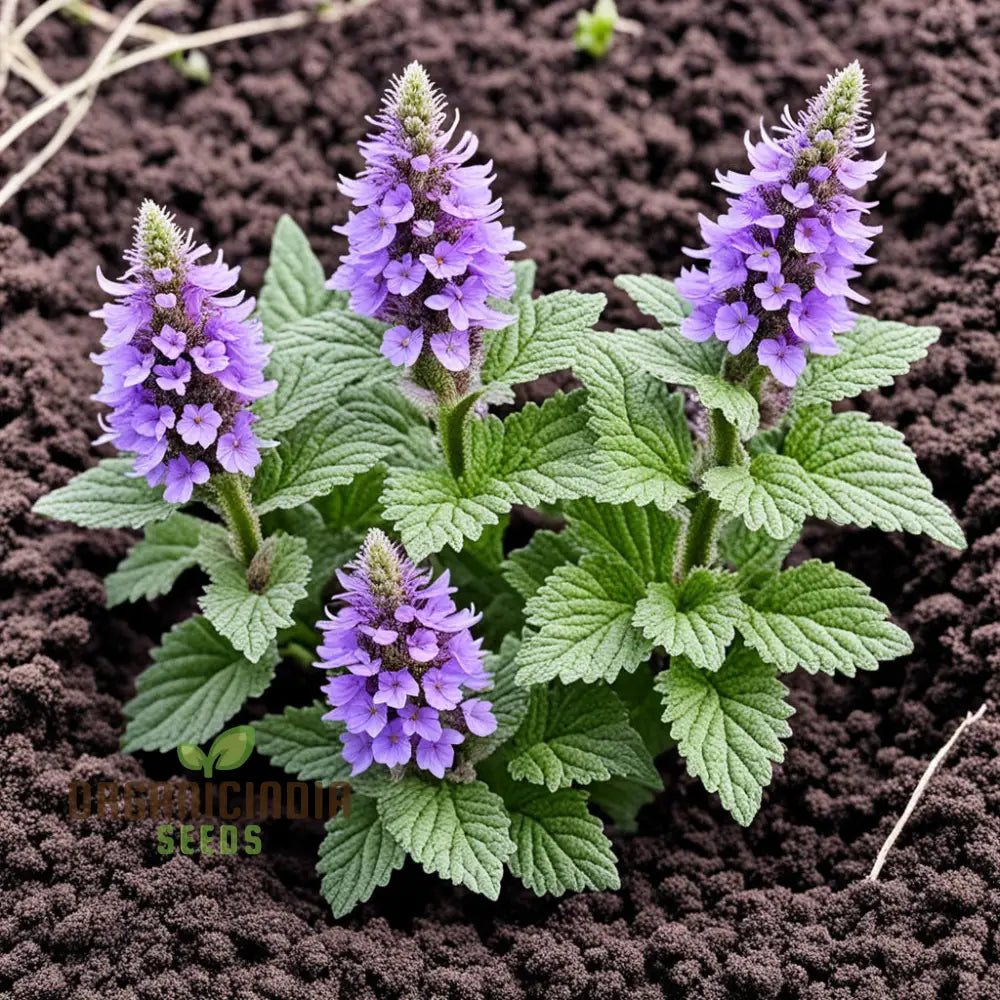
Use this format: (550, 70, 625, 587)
(198, 532, 311, 662)
(737, 560, 913, 676)
(207, 724, 256, 772)
(502, 528, 584, 602)
(254, 702, 350, 784)
(462, 635, 530, 764)
(313, 466, 387, 533)
(482, 290, 606, 388)
(378, 778, 514, 899)
(704, 406, 966, 548)
(252, 407, 391, 514)
(502, 783, 620, 897)
(122, 616, 277, 753)
(506, 683, 660, 791)
(105, 512, 204, 606)
(257, 215, 343, 335)
(382, 392, 598, 561)
(176, 743, 207, 772)
(614, 274, 690, 327)
(564, 498, 682, 583)
(318, 795, 406, 919)
(253, 310, 393, 437)
(587, 778, 657, 833)
(657, 645, 793, 826)
(575, 335, 694, 511)
(32, 458, 174, 529)
(516, 554, 651, 685)
(792, 317, 940, 407)
(633, 570, 746, 673)
(718, 518, 796, 594)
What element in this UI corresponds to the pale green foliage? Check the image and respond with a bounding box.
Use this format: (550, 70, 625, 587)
(737, 560, 912, 676)
(105, 512, 207, 606)
(382, 392, 598, 560)
(575, 335, 694, 511)
(122, 616, 277, 753)
(32, 458, 174, 529)
(463, 635, 530, 764)
(502, 782, 620, 896)
(506, 683, 660, 791)
(198, 531, 311, 662)
(634, 570, 746, 673)
(658, 645, 793, 825)
(378, 778, 514, 899)
(573, 0, 619, 59)
(317, 797, 405, 918)
(704, 406, 966, 548)
(254, 702, 351, 785)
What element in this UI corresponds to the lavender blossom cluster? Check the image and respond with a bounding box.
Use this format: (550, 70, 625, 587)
(316, 529, 497, 778)
(329, 61, 523, 392)
(92, 202, 275, 502)
(677, 62, 884, 386)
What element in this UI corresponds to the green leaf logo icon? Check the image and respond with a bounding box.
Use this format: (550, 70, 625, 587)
(176, 725, 255, 777)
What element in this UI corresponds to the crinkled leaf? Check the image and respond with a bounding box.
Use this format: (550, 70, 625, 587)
(252, 408, 391, 514)
(122, 616, 277, 753)
(502, 528, 584, 602)
(704, 406, 966, 548)
(658, 644, 793, 826)
(198, 532, 311, 662)
(793, 317, 940, 407)
(254, 310, 393, 437)
(587, 779, 658, 833)
(255, 702, 350, 784)
(482, 289, 605, 388)
(575, 335, 694, 511)
(502, 782, 620, 897)
(105, 512, 204, 606)
(633, 570, 746, 672)
(382, 392, 598, 561)
(737, 560, 912, 676)
(33, 458, 174, 529)
(318, 795, 406, 919)
(378, 778, 513, 899)
(516, 554, 651, 685)
(718, 518, 796, 594)
(563, 498, 683, 583)
(507, 683, 660, 791)
(257, 215, 344, 335)
(615, 274, 690, 328)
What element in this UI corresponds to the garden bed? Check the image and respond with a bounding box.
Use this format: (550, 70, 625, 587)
(1, 0, 999, 996)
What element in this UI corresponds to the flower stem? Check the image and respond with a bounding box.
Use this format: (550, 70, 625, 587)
(281, 641, 316, 670)
(438, 390, 484, 481)
(680, 409, 739, 575)
(212, 472, 263, 564)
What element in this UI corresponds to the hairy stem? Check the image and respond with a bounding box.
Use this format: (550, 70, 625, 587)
(438, 391, 484, 481)
(680, 409, 739, 575)
(212, 472, 263, 564)
(281, 641, 316, 670)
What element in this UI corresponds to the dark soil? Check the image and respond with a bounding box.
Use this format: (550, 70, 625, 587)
(2, 0, 1000, 997)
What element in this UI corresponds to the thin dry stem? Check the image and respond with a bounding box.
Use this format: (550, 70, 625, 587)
(0, 0, 19, 91)
(868, 702, 989, 882)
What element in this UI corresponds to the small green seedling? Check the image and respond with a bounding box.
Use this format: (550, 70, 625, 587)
(574, 0, 619, 59)
(177, 725, 256, 778)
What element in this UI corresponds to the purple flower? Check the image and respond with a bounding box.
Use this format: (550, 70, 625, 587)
(758, 336, 807, 387)
(340, 731, 374, 776)
(430, 330, 470, 372)
(676, 63, 883, 384)
(415, 729, 463, 779)
(380, 325, 424, 367)
(90, 202, 275, 497)
(328, 62, 523, 392)
(315, 529, 496, 778)
(177, 403, 221, 447)
(163, 454, 210, 504)
(216, 411, 261, 476)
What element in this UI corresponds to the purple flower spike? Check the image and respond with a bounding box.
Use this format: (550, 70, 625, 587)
(329, 62, 523, 392)
(90, 201, 276, 496)
(315, 529, 496, 778)
(678, 63, 883, 384)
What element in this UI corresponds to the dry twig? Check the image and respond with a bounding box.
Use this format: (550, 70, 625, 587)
(868, 702, 989, 882)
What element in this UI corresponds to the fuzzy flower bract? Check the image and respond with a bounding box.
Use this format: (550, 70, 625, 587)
(677, 63, 884, 386)
(91, 202, 275, 502)
(316, 529, 497, 778)
(329, 62, 523, 394)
